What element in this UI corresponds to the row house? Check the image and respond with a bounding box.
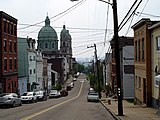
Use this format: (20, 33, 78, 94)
(149, 22, 160, 108)
(131, 18, 159, 106)
(17, 37, 37, 93)
(110, 36, 134, 99)
(18, 37, 52, 94)
(0, 11, 18, 93)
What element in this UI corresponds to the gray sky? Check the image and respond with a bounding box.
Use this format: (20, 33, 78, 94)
(0, 0, 159, 60)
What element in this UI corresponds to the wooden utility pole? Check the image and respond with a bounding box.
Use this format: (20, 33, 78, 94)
(113, 0, 123, 116)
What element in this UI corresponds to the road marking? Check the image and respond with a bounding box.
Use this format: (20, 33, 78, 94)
(21, 81, 84, 120)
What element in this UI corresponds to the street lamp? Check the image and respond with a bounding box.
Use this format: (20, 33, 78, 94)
(70, 0, 123, 116)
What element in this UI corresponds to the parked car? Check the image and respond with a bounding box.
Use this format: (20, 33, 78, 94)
(66, 85, 72, 91)
(49, 90, 61, 98)
(73, 77, 77, 81)
(70, 82, 74, 88)
(0, 93, 22, 107)
(21, 92, 37, 103)
(60, 89, 68, 97)
(35, 91, 47, 101)
(87, 92, 99, 102)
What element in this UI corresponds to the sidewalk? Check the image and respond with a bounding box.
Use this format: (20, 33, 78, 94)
(100, 97, 160, 120)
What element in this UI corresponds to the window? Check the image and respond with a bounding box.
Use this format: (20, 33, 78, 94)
(8, 22, 10, 34)
(3, 20, 7, 33)
(33, 56, 35, 61)
(34, 69, 36, 73)
(136, 76, 138, 88)
(142, 38, 144, 61)
(45, 43, 48, 48)
(14, 25, 16, 36)
(139, 77, 141, 89)
(138, 40, 141, 61)
(10, 59, 12, 71)
(11, 23, 13, 35)
(30, 56, 32, 61)
(4, 59, 7, 71)
(8, 83, 10, 89)
(156, 36, 160, 51)
(4, 40, 7, 52)
(14, 59, 17, 70)
(39, 43, 42, 48)
(124, 65, 134, 74)
(135, 41, 138, 61)
(9, 41, 12, 53)
(30, 69, 32, 74)
(14, 82, 16, 87)
(63, 42, 65, 47)
(52, 43, 54, 48)
(14, 42, 17, 53)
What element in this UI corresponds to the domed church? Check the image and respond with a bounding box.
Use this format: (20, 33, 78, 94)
(37, 16, 74, 85)
(37, 16, 58, 51)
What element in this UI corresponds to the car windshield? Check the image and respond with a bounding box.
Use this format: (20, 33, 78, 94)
(36, 91, 43, 95)
(50, 90, 58, 93)
(0, 93, 10, 97)
(22, 92, 33, 96)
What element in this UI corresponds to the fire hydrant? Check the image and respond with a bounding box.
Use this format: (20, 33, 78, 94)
(108, 98, 111, 105)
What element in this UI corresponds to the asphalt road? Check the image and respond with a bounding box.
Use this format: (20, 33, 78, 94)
(0, 74, 115, 120)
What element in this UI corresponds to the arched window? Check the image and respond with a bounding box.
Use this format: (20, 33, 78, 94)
(45, 43, 48, 48)
(63, 42, 65, 47)
(52, 43, 54, 48)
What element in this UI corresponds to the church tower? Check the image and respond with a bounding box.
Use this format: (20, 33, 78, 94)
(60, 25, 72, 73)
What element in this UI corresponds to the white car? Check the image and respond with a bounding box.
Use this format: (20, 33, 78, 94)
(49, 90, 61, 98)
(21, 92, 37, 103)
(35, 91, 47, 101)
(87, 92, 99, 102)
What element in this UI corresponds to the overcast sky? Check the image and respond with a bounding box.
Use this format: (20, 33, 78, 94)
(0, 0, 159, 61)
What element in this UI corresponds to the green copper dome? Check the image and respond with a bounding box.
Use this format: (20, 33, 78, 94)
(38, 16, 57, 39)
(37, 16, 58, 51)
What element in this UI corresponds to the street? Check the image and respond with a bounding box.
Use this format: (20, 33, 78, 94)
(0, 74, 115, 120)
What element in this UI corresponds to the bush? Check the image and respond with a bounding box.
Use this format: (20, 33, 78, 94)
(52, 84, 62, 91)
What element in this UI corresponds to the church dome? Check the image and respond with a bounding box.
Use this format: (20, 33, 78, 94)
(38, 16, 57, 39)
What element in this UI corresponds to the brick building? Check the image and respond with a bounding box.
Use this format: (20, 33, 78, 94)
(0, 11, 18, 93)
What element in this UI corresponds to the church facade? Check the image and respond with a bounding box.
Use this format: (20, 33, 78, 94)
(37, 16, 74, 86)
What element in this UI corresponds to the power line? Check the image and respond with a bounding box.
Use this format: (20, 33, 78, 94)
(118, 0, 143, 32)
(18, 0, 86, 30)
(118, 0, 138, 29)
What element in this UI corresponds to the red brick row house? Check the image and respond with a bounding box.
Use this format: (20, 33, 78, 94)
(0, 11, 18, 93)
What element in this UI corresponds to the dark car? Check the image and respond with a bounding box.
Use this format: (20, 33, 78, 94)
(66, 85, 72, 91)
(60, 89, 68, 97)
(0, 93, 22, 107)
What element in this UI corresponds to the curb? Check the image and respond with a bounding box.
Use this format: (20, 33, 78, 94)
(100, 100, 122, 120)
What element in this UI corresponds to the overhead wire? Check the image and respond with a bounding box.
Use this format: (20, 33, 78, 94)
(118, 0, 138, 30)
(118, 0, 143, 32)
(18, 0, 86, 30)
(135, 0, 149, 21)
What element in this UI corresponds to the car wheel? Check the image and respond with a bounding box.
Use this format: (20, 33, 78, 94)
(12, 101, 16, 107)
(19, 102, 22, 106)
(32, 98, 34, 103)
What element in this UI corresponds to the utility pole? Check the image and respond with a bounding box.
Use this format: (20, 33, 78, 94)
(71, 0, 123, 116)
(112, 0, 123, 116)
(87, 44, 101, 99)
